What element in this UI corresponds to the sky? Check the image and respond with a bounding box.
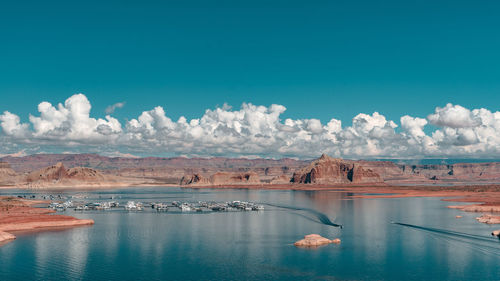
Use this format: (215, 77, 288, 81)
(0, 0, 499, 159)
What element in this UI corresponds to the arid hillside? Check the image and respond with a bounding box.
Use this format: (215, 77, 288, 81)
(1, 154, 499, 188)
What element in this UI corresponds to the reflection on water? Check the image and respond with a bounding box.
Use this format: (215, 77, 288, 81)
(1, 187, 499, 281)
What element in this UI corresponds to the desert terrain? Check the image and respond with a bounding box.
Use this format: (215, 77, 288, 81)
(0, 153, 499, 230)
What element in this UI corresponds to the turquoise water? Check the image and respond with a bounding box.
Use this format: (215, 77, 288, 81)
(1, 187, 499, 281)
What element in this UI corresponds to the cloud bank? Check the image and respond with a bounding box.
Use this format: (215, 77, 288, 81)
(1, 94, 499, 158)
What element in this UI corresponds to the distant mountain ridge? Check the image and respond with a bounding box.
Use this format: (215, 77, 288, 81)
(0, 153, 309, 172)
(1, 153, 499, 187)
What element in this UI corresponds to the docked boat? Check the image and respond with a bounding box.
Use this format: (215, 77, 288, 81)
(180, 203, 192, 212)
(125, 201, 143, 211)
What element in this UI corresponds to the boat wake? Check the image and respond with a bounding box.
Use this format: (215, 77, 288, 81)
(392, 222, 500, 256)
(265, 203, 342, 228)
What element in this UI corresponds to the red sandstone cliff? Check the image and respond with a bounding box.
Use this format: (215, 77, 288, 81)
(180, 172, 261, 186)
(1, 154, 499, 188)
(180, 173, 211, 185)
(23, 162, 117, 188)
(291, 154, 383, 184)
(26, 162, 69, 182)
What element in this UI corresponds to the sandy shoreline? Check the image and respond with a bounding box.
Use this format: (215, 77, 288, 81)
(0, 197, 94, 245)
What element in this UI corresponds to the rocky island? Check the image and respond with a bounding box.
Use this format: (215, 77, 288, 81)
(294, 234, 341, 247)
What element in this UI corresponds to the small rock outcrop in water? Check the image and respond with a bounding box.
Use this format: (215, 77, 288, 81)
(294, 234, 340, 247)
(475, 214, 500, 224)
(292, 154, 383, 184)
(492, 230, 500, 238)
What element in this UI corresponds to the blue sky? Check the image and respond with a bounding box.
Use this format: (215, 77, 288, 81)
(0, 0, 499, 158)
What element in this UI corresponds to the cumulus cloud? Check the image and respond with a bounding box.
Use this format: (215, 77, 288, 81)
(3, 94, 122, 145)
(105, 102, 126, 114)
(0, 93, 499, 158)
(427, 103, 481, 128)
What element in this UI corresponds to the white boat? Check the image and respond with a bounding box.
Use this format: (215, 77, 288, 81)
(180, 203, 192, 212)
(125, 201, 143, 211)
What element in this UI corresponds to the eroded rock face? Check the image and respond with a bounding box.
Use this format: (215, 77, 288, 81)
(23, 163, 109, 187)
(350, 164, 383, 183)
(180, 172, 261, 185)
(292, 154, 383, 184)
(294, 234, 340, 247)
(180, 174, 210, 185)
(2, 153, 499, 185)
(0, 162, 17, 184)
(270, 174, 291, 184)
(210, 172, 260, 185)
(26, 162, 69, 182)
(67, 167, 106, 181)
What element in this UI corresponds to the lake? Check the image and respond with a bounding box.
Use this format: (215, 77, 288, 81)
(1, 187, 499, 281)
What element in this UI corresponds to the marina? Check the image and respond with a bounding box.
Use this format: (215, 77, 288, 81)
(42, 194, 265, 213)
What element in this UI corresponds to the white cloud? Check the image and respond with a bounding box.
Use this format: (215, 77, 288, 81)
(0, 94, 499, 158)
(5, 94, 122, 145)
(427, 103, 481, 128)
(105, 102, 125, 114)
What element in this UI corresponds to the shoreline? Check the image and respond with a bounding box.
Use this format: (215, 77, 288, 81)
(0, 196, 94, 245)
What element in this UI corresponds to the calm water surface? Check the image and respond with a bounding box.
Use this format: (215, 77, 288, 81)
(1, 187, 499, 281)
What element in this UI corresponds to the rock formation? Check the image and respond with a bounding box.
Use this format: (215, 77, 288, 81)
(23, 162, 112, 188)
(0, 162, 17, 185)
(180, 174, 211, 185)
(294, 234, 340, 247)
(2, 153, 499, 186)
(270, 174, 291, 184)
(26, 162, 69, 182)
(66, 167, 106, 181)
(1, 153, 499, 188)
(210, 172, 260, 185)
(475, 214, 500, 224)
(181, 172, 261, 186)
(291, 154, 383, 184)
(492, 230, 500, 238)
